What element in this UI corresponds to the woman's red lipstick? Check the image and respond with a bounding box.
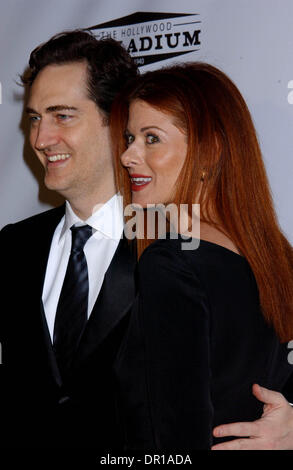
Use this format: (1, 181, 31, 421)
(130, 174, 152, 192)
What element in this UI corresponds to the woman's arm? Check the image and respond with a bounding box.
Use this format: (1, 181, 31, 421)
(138, 241, 213, 450)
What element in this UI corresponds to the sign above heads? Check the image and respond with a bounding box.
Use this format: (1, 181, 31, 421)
(89, 11, 202, 67)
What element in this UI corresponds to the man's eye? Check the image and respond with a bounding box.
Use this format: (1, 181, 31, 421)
(146, 134, 159, 144)
(125, 134, 134, 146)
(57, 114, 71, 120)
(29, 115, 40, 124)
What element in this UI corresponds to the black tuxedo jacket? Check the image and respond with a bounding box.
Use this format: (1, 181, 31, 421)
(0, 205, 136, 449)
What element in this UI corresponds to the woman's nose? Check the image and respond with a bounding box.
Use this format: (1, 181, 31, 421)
(120, 147, 143, 168)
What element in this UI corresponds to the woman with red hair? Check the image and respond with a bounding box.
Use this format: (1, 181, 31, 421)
(111, 63, 293, 450)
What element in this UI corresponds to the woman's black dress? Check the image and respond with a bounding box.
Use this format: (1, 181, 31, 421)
(115, 236, 293, 450)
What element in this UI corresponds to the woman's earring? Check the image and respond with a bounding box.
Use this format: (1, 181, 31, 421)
(200, 171, 206, 182)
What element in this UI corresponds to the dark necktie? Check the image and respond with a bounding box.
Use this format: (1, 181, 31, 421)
(53, 224, 93, 379)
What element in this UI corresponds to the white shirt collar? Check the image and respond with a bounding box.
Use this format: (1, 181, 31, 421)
(59, 194, 124, 242)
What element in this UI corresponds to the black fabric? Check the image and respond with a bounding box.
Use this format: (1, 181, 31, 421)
(115, 236, 293, 451)
(0, 207, 137, 449)
(53, 225, 92, 379)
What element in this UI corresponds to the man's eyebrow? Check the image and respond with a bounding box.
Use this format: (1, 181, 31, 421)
(25, 105, 79, 114)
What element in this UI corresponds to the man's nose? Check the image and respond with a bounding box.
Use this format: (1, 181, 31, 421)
(32, 121, 60, 151)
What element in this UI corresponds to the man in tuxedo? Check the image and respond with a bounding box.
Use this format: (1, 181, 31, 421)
(0, 30, 138, 449)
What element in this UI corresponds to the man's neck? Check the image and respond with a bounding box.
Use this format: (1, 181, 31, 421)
(68, 191, 116, 221)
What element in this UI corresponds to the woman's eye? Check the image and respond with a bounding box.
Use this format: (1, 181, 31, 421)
(125, 134, 134, 146)
(146, 134, 159, 144)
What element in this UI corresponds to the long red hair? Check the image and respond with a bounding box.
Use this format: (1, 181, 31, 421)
(111, 62, 293, 342)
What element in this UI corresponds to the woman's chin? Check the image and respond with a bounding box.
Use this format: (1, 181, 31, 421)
(132, 199, 159, 209)
(131, 195, 149, 208)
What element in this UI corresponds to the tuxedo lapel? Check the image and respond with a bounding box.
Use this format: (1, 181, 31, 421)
(39, 301, 63, 387)
(33, 205, 65, 386)
(73, 237, 137, 369)
(34, 205, 66, 300)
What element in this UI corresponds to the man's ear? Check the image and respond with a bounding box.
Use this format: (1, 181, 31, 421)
(102, 115, 109, 127)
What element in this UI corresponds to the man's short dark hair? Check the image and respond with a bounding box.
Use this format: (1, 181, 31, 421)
(21, 29, 138, 117)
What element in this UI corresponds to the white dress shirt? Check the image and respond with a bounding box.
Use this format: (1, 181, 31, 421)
(42, 194, 124, 342)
